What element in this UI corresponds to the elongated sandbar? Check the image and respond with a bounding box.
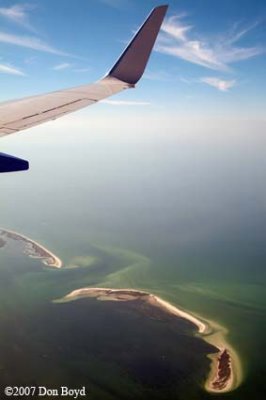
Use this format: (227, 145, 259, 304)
(0, 228, 242, 393)
(0, 228, 62, 268)
(57, 287, 242, 393)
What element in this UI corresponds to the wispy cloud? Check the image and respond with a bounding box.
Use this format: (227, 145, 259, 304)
(101, 100, 150, 106)
(0, 32, 70, 56)
(52, 63, 91, 72)
(53, 63, 71, 71)
(144, 70, 174, 81)
(0, 4, 35, 31)
(200, 77, 236, 91)
(158, 15, 263, 71)
(0, 63, 25, 76)
(161, 15, 192, 42)
(24, 56, 38, 64)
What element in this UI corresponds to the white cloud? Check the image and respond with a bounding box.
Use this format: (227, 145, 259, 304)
(158, 15, 263, 71)
(201, 77, 236, 91)
(0, 4, 35, 31)
(53, 63, 71, 71)
(24, 56, 38, 64)
(162, 16, 192, 42)
(0, 63, 25, 76)
(144, 70, 174, 81)
(101, 100, 150, 106)
(52, 64, 91, 72)
(0, 32, 70, 56)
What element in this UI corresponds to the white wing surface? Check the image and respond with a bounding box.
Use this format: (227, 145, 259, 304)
(0, 5, 168, 138)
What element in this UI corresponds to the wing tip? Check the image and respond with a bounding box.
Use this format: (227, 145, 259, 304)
(0, 152, 29, 173)
(108, 4, 168, 85)
(154, 4, 169, 11)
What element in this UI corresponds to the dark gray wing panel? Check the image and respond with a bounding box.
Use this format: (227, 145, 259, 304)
(108, 5, 168, 85)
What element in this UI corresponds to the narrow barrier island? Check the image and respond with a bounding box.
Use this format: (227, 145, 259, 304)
(57, 287, 242, 393)
(0, 228, 62, 268)
(0, 228, 242, 393)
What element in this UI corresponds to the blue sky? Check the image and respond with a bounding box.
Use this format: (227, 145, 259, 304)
(0, 0, 265, 120)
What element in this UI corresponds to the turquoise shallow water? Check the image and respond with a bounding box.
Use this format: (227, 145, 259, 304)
(0, 235, 219, 400)
(0, 228, 264, 399)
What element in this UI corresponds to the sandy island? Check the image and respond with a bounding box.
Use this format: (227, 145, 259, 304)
(0, 228, 242, 393)
(0, 228, 62, 268)
(56, 287, 242, 393)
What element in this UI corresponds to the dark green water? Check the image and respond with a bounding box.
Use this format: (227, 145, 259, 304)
(0, 121, 265, 398)
(0, 236, 220, 400)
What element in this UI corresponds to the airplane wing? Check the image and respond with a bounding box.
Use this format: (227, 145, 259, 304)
(0, 5, 168, 169)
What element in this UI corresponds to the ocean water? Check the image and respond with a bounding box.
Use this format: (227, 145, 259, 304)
(0, 119, 265, 399)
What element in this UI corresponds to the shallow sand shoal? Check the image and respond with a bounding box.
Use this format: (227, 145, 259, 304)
(202, 319, 243, 393)
(57, 287, 242, 393)
(0, 228, 62, 268)
(0, 228, 242, 394)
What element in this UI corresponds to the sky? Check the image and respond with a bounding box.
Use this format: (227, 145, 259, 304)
(0, 1, 265, 270)
(0, 0, 265, 123)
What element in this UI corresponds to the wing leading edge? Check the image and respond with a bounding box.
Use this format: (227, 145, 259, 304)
(0, 5, 168, 138)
